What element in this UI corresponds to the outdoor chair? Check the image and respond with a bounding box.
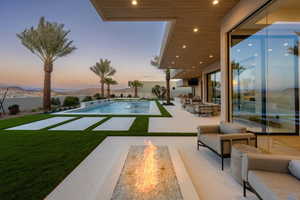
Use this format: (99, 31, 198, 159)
(197, 122, 257, 170)
(242, 153, 300, 200)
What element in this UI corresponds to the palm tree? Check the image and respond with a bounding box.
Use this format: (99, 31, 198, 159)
(232, 61, 246, 111)
(90, 59, 116, 98)
(128, 80, 143, 98)
(150, 56, 171, 104)
(17, 17, 76, 111)
(104, 77, 118, 98)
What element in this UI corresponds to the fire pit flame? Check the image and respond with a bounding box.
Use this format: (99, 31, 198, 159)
(135, 140, 158, 193)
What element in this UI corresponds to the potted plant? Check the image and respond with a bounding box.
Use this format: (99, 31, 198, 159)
(8, 104, 20, 115)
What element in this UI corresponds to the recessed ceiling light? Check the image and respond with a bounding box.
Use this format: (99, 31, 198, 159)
(199, 61, 203, 64)
(193, 27, 199, 33)
(248, 43, 253, 47)
(176, 55, 179, 58)
(212, 0, 219, 5)
(182, 45, 187, 49)
(209, 54, 214, 58)
(268, 48, 273, 52)
(284, 42, 289, 47)
(237, 49, 241, 52)
(131, 0, 138, 6)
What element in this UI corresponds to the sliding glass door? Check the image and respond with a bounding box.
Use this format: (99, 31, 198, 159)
(230, 0, 300, 134)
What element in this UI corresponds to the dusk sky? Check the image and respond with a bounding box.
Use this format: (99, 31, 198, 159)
(0, 0, 166, 89)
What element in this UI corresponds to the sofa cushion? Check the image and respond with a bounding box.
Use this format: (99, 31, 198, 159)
(248, 170, 300, 200)
(289, 160, 300, 180)
(198, 134, 220, 153)
(220, 123, 247, 134)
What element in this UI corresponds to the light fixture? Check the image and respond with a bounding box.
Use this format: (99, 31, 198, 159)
(131, 0, 138, 6)
(209, 54, 214, 58)
(199, 61, 203, 64)
(193, 27, 199, 33)
(237, 49, 241, 52)
(176, 55, 180, 58)
(284, 42, 289, 47)
(268, 48, 273, 52)
(248, 43, 253, 47)
(182, 45, 187, 49)
(212, 0, 219, 5)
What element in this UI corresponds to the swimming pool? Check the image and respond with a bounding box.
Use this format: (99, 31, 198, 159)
(55, 100, 161, 115)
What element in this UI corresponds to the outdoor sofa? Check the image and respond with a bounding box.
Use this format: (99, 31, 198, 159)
(242, 153, 300, 200)
(197, 123, 257, 170)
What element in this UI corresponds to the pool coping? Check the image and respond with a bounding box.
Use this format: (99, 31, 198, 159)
(53, 100, 161, 116)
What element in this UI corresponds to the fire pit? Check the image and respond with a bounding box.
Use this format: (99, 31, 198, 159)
(111, 141, 183, 200)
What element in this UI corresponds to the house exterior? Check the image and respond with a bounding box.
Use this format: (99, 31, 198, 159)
(91, 0, 300, 135)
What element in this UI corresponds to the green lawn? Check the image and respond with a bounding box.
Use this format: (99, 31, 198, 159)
(0, 132, 106, 200)
(0, 101, 194, 200)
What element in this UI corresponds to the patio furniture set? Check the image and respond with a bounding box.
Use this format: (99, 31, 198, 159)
(180, 96, 220, 116)
(197, 123, 300, 200)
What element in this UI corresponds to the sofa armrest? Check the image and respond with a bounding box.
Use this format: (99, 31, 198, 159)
(218, 133, 255, 141)
(197, 125, 219, 135)
(242, 153, 298, 181)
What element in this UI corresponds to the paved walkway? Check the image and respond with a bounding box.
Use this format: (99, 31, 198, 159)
(7, 117, 75, 130)
(148, 101, 220, 133)
(93, 117, 136, 131)
(50, 117, 105, 131)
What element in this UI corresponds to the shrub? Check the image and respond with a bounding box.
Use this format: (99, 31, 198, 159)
(110, 94, 116, 98)
(93, 93, 101, 99)
(8, 104, 20, 115)
(63, 96, 80, 107)
(82, 96, 93, 102)
(120, 93, 124, 98)
(127, 94, 132, 98)
(31, 108, 37, 112)
(51, 97, 61, 106)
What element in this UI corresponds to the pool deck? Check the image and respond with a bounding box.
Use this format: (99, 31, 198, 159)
(148, 100, 220, 133)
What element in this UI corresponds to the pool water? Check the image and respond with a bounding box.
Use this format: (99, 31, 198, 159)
(67, 100, 152, 114)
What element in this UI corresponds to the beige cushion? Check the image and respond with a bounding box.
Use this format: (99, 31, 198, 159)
(198, 134, 220, 153)
(220, 122, 247, 134)
(289, 160, 300, 180)
(197, 125, 219, 135)
(248, 170, 300, 200)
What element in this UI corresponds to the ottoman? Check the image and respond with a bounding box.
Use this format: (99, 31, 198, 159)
(230, 144, 262, 184)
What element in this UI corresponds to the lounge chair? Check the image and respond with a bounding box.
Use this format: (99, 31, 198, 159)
(242, 153, 300, 199)
(197, 123, 257, 170)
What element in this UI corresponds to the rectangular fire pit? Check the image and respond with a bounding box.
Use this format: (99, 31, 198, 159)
(111, 144, 184, 200)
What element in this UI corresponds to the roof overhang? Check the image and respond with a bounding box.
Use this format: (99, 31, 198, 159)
(90, 0, 240, 71)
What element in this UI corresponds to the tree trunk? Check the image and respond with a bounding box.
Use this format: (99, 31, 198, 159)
(166, 69, 171, 104)
(43, 62, 53, 112)
(134, 87, 138, 98)
(101, 77, 105, 98)
(107, 84, 110, 98)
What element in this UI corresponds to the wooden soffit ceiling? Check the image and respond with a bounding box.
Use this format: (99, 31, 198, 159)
(90, 0, 240, 70)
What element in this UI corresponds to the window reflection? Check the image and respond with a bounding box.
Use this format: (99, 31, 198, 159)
(230, 0, 300, 134)
(207, 71, 221, 104)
